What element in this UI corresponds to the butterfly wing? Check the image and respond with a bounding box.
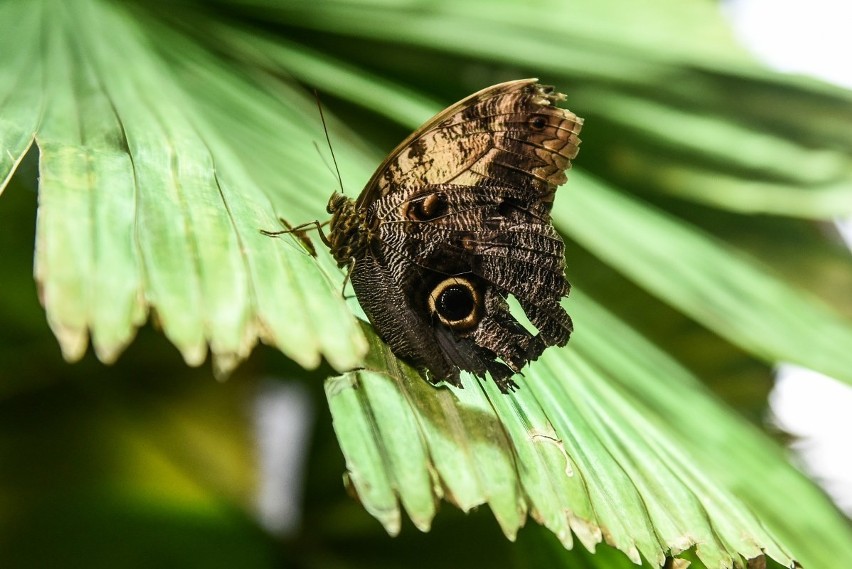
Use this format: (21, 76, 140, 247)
(351, 79, 582, 391)
(357, 78, 582, 208)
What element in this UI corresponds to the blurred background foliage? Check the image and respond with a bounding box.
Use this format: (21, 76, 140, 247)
(1, 0, 851, 567)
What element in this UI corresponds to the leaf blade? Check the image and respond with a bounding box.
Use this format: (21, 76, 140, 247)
(327, 294, 852, 568)
(557, 171, 852, 385)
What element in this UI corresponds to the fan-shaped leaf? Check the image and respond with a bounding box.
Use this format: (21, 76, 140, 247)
(3, 2, 852, 569)
(327, 296, 852, 568)
(1, 0, 367, 373)
(558, 172, 852, 386)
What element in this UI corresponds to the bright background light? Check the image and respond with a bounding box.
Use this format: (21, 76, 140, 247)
(726, 0, 852, 89)
(725, 0, 852, 515)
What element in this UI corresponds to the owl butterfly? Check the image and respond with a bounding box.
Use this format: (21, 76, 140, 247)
(326, 79, 582, 393)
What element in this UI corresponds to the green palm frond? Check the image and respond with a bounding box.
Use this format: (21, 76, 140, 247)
(3, 0, 367, 373)
(2, 1, 851, 568)
(329, 296, 849, 568)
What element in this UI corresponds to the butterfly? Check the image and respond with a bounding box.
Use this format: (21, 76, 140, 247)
(325, 79, 582, 392)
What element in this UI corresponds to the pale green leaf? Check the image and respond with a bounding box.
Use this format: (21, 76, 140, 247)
(328, 296, 852, 569)
(558, 172, 852, 385)
(0, 2, 43, 192)
(2, 0, 367, 373)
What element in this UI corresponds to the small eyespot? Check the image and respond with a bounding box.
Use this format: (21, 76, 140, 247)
(530, 115, 548, 131)
(497, 197, 526, 219)
(407, 192, 448, 221)
(427, 277, 482, 331)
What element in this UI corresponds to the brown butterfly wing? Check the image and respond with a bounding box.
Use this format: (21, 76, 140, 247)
(345, 79, 582, 392)
(357, 78, 582, 208)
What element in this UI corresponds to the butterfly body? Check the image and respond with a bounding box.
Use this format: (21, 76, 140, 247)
(327, 79, 582, 392)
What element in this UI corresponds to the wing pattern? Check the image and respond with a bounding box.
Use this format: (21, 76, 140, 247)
(328, 79, 583, 392)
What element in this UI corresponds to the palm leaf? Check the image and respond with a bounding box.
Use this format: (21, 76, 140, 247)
(2, 1, 851, 568)
(329, 297, 851, 568)
(2, 0, 367, 373)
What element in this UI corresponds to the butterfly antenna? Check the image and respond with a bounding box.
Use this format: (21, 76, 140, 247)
(314, 90, 345, 193)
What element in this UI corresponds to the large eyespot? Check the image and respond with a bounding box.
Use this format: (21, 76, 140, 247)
(406, 192, 448, 221)
(427, 277, 482, 331)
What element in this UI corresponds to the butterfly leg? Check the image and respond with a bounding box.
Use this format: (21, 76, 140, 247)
(260, 219, 332, 255)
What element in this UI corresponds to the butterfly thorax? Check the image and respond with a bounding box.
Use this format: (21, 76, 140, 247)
(326, 191, 371, 267)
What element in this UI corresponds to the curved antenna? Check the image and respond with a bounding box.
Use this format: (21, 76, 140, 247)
(314, 89, 345, 193)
